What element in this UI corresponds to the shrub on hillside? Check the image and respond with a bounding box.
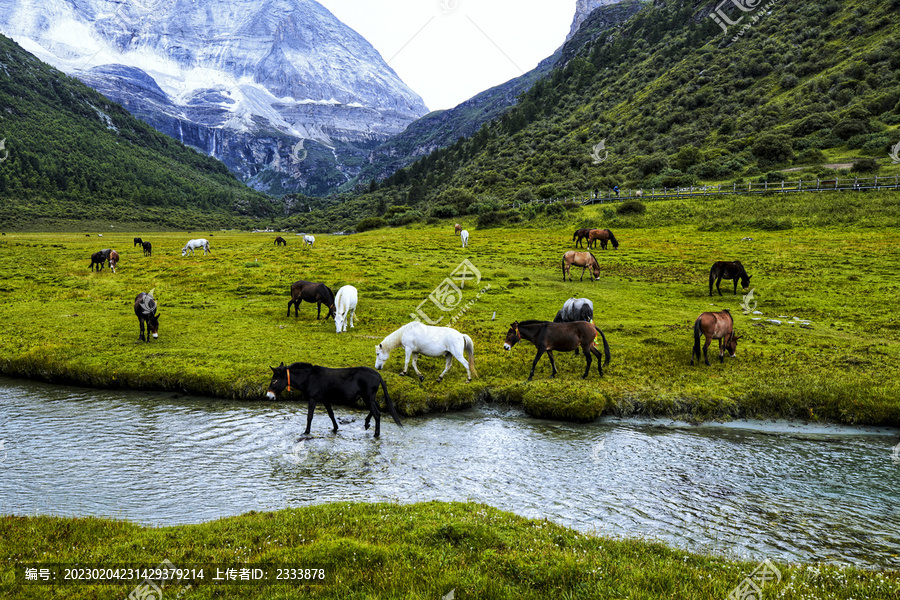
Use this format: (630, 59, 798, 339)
(356, 217, 388, 232)
(851, 158, 879, 173)
(751, 134, 795, 165)
(617, 201, 646, 216)
(428, 204, 457, 218)
(544, 202, 566, 218)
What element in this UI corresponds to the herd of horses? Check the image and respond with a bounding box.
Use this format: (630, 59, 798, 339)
(82, 223, 751, 438)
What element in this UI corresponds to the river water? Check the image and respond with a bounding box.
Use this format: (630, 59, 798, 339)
(1, 377, 898, 569)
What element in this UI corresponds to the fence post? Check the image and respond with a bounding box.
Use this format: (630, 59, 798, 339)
(799, 179, 802, 191)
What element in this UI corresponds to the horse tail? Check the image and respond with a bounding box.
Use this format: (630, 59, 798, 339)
(379, 375, 403, 427)
(692, 318, 702, 363)
(561, 255, 567, 280)
(606, 229, 618, 249)
(464, 334, 478, 378)
(594, 326, 611, 367)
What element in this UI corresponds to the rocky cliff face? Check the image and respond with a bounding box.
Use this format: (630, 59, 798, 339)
(567, 0, 630, 40)
(0, 0, 428, 195)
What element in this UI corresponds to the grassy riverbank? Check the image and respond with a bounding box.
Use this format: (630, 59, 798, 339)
(1, 191, 900, 425)
(1, 502, 897, 599)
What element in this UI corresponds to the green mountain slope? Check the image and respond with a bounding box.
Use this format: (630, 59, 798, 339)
(361, 0, 900, 215)
(0, 34, 278, 230)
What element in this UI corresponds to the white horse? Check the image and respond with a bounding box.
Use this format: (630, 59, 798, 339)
(460, 229, 469, 248)
(636, 189, 643, 197)
(334, 285, 358, 333)
(182, 238, 210, 256)
(375, 321, 477, 382)
(303, 235, 315, 248)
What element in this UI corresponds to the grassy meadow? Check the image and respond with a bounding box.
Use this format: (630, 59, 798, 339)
(2, 502, 898, 600)
(1, 191, 900, 425)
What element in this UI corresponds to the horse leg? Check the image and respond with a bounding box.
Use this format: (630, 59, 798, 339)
(581, 346, 593, 379)
(718, 338, 725, 363)
(591, 346, 604, 376)
(316, 302, 321, 319)
(703, 336, 712, 366)
(528, 348, 546, 381)
(437, 354, 453, 382)
(410, 353, 425, 382)
(547, 350, 558, 377)
(580, 266, 586, 281)
(732, 278, 738, 295)
(138, 318, 145, 342)
(349, 307, 355, 329)
(453, 349, 472, 383)
(323, 401, 339, 433)
(303, 396, 319, 435)
(716, 276, 723, 297)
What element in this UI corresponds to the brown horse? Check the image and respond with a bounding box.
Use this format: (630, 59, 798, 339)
(562, 251, 601, 282)
(504, 320, 610, 380)
(587, 228, 619, 250)
(709, 261, 751, 296)
(287, 280, 336, 320)
(275, 236, 287, 246)
(108, 250, 120, 273)
(454, 223, 462, 235)
(691, 309, 741, 366)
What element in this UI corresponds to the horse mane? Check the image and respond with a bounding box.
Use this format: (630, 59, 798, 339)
(288, 361, 314, 369)
(518, 319, 550, 327)
(589, 251, 599, 266)
(604, 229, 618, 247)
(378, 325, 407, 351)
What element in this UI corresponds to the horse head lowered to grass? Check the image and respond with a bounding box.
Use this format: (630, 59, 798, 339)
(266, 362, 402, 437)
(134, 291, 159, 341)
(504, 320, 610, 381)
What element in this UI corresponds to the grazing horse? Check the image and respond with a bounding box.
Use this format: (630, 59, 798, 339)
(460, 229, 469, 248)
(134, 292, 160, 341)
(691, 309, 741, 366)
(572, 228, 593, 248)
(454, 223, 462, 235)
(553, 298, 594, 323)
(142, 241, 152, 256)
(133, 237, 143, 248)
(303, 235, 315, 248)
(636, 190, 643, 197)
(288, 280, 336, 320)
(89, 251, 106, 272)
(587, 228, 619, 250)
(375, 321, 477, 382)
(503, 320, 610, 381)
(182, 238, 210, 256)
(709, 261, 751, 296)
(562, 251, 601, 282)
(266, 362, 402, 438)
(275, 236, 287, 246)
(108, 250, 120, 273)
(334, 285, 358, 333)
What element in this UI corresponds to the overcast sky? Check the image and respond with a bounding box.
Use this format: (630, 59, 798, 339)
(317, 0, 576, 112)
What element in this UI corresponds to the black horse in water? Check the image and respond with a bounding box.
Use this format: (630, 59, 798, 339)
(134, 292, 160, 341)
(266, 362, 403, 437)
(709, 261, 752, 296)
(287, 280, 336, 320)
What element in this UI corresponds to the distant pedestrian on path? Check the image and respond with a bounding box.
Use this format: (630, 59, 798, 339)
(613, 185, 620, 198)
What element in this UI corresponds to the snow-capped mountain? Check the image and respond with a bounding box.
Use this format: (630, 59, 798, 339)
(0, 0, 428, 194)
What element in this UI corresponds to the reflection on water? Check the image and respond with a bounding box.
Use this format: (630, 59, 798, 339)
(1, 377, 898, 569)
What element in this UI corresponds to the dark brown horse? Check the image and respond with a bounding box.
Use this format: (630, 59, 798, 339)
(287, 280, 336, 320)
(691, 309, 740, 366)
(89, 251, 105, 272)
(266, 362, 402, 437)
(588, 228, 619, 250)
(503, 320, 610, 380)
(562, 251, 601, 282)
(275, 236, 287, 246)
(454, 223, 462, 235)
(133, 237, 143, 248)
(142, 241, 152, 256)
(709, 261, 751, 296)
(134, 292, 160, 341)
(572, 228, 593, 248)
